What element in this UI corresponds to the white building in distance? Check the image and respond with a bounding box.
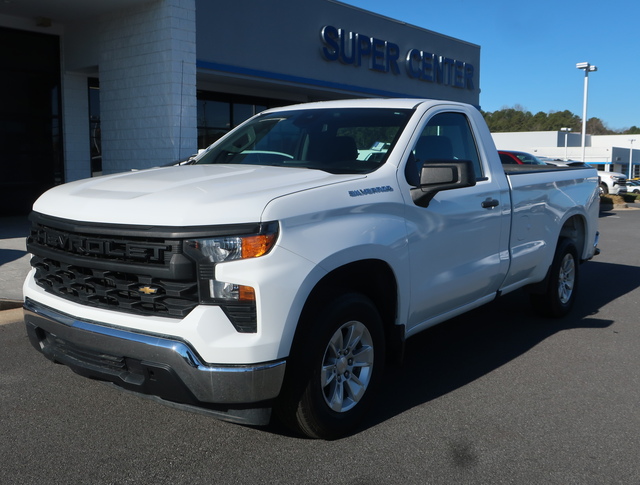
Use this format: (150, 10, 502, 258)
(492, 131, 639, 178)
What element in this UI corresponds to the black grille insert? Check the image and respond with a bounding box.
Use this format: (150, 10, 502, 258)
(31, 255, 199, 318)
(26, 212, 265, 329)
(27, 215, 200, 319)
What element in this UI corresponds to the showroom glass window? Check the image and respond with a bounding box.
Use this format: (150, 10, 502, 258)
(196, 93, 290, 148)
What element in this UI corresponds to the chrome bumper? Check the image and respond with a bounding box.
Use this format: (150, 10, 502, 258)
(23, 298, 286, 424)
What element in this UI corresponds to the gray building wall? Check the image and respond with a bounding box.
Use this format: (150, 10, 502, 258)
(0, 0, 480, 184)
(196, 0, 480, 106)
(99, 0, 197, 174)
(62, 73, 92, 181)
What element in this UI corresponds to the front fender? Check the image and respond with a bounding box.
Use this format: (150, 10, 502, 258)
(258, 178, 412, 357)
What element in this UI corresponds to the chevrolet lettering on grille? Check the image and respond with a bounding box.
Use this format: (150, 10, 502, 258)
(32, 227, 170, 263)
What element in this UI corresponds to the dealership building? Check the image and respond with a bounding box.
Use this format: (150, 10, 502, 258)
(0, 0, 481, 215)
(493, 131, 640, 178)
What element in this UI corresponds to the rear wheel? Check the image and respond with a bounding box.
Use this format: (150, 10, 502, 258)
(276, 292, 385, 439)
(530, 238, 579, 318)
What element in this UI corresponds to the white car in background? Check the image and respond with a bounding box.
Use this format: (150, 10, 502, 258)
(626, 180, 640, 193)
(544, 159, 627, 195)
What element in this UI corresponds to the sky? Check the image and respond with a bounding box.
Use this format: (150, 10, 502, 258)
(340, 0, 639, 132)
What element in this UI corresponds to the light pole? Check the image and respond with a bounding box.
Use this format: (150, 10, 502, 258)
(629, 139, 636, 179)
(561, 127, 571, 160)
(576, 62, 597, 163)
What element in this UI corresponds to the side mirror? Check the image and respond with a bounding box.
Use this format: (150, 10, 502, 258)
(410, 159, 476, 207)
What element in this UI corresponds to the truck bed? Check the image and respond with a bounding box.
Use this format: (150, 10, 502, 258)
(503, 164, 594, 175)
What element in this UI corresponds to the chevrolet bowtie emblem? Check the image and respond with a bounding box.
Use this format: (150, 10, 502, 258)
(138, 286, 158, 295)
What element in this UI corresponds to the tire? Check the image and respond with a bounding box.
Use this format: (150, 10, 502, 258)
(530, 238, 579, 318)
(599, 183, 609, 195)
(276, 292, 385, 439)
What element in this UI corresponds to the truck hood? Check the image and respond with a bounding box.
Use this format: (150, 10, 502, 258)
(33, 165, 364, 226)
(598, 170, 626, 178)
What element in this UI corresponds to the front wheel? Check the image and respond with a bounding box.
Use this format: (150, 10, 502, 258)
(276, 292, 385, 439)
(530, 238, 579, 318)
(599, 183, 609, 195)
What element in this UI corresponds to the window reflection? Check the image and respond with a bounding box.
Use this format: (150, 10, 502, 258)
(197, 93, 283, 149)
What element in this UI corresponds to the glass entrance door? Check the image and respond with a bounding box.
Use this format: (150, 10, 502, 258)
(0, 27, 62, 215)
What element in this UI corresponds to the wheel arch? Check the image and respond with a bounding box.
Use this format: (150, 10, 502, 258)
(294, 259, 403, 363)
(528, 214, 586, 296)
(559, 213, 588, 262)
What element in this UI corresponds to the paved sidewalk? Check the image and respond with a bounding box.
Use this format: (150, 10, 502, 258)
(0, 216, 31, 309)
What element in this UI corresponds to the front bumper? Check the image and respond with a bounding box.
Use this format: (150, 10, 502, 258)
(23, 298, 286, 425)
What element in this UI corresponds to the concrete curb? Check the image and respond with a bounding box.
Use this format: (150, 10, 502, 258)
(0, 299, 23, 311)
(0, 306, 22, 325)
(600, 202, 639, 211)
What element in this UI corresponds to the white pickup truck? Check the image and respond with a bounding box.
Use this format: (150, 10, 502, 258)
(23, 98, 599, 439)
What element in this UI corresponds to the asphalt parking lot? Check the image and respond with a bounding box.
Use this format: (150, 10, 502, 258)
(1, 209, 640, 484)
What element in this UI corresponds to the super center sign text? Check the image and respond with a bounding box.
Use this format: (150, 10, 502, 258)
(320, 25, 475, 90)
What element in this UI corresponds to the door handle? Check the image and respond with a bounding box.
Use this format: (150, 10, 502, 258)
(481, 198, 499, 209)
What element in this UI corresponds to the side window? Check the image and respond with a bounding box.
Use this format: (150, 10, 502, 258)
(406, 112, 484, 185)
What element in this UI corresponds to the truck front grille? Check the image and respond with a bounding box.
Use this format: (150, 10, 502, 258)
(26, 212, 261, 331)
(30, 255, 199, 318)
(27, 213, 200, 319)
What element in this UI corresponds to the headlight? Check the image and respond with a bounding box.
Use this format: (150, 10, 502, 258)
(185, 233, 277, 264)
(183, 223, 278, 333)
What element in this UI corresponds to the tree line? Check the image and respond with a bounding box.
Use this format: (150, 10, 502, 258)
(481, 105, 640, 135)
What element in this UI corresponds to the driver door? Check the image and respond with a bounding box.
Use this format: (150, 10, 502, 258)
(402, 109, 510, 334)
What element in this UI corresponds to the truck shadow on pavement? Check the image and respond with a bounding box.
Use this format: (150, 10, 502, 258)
(0, 248, 28, 266)
(358, 258, 639, 433)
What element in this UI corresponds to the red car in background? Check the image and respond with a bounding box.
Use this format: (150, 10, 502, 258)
(498, 150, 547, 165)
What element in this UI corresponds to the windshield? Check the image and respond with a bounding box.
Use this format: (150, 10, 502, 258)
(194, 107, 413, 174)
